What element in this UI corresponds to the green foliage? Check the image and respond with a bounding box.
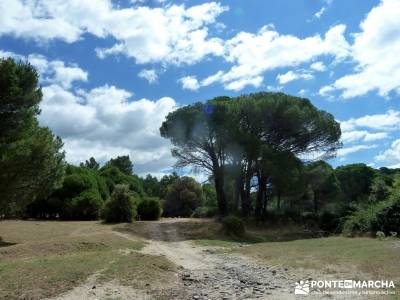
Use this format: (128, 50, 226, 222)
(368, 176, 391, 203)
(191, 206, 218, 218)
(80, 157, 100, 170)
(137, 197, 162, 220)
(26, 166, 106, 220)
(105, 155, 133, 175)
(0, 58, 65, 216)
(142, 174, 161, 198)
(306, 161, 341, 212)
(0, 58, 41, 145)
(102, 185, 137, 223)
(164, 176, 204, 217)
(69, 189, 103, 220)
(342, 193, 400, 236)
(374, 197, 400, 234)
(99, 165, 144, 196)
(202, 183, 217, 208)
(141, 172, 179, 199)
(160, 92, 341, 216)
(318, 211, 342, 233)
(335, 164, 376, 203)
(221, 215, 245, 236)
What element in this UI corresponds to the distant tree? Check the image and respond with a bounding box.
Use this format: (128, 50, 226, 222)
(335, 164, 376, 203)
(160, 99, 233, 215)
(80, 157, 100, 170)
(264, 150, 305, 213)
(0, 125, 65, 216)
(369, 176, 391, 203)
(306, 161, 341, 213)
(161, 93, 341, 216)
(0, 58, 41, 146)
(26, 165, 106, 220)
(99, 165, 145, 196)
(0, 58, 65, 215)
(159, 172, 179, 197)
(106, 155, 133, 175)
(164, 177, 204, 217)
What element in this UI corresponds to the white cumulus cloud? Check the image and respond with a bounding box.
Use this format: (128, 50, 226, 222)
(0, 1, 228, 66)
(138, 69, 158, 84)
(276, 70, 314, 85)
(40, 84, 178, 175)
(179, 76, 200, 91)
(320, 0, 400, 98)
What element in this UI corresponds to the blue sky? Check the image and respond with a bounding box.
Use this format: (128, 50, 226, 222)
(1, 0, 400, 176)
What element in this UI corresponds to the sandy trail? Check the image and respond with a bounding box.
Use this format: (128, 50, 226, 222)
(132, 219, 294, 299)
(51, 219, 362, 299)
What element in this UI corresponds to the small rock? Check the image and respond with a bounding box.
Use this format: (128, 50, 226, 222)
(92, 285, 96, 289)
(193, 295, 200, 300)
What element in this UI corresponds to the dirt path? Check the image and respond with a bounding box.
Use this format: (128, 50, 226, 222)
(128, 219, 294, 299)
(51, 219, 358, 299)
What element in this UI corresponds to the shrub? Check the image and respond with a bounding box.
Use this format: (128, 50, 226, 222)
(318, 211, 342, 233)
(191, 206, 218, 218)
(342, 194, 400, 236)
(374, 199, 400, 234)
(300, 211, 319, 228)
(164, 177, 204, 217)
(221, 215, 245, 236)
(102, 185, 137, 223)
(60, 173, 95, 199)
(137, 197, 162, 220)
(69, 189, 103, 220)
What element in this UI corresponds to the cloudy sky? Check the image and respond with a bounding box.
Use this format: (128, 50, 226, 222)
(1, 0, 400, 176)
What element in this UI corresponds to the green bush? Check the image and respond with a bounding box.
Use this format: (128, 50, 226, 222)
(221, 215, 245, 236)
(69, 189, 103, 220)
(342, 194, 400, 236)
(374, 199, 400, 234)
(137, 197, 162, 221)
(102, 185, 137, 223)
(318, 211, 342, 233)
(61, 173, 95, 199)
(191, 206, 218, 218)
(164, 177, 204, 217)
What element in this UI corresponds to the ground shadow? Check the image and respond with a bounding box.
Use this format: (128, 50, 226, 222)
(0, 240, 17, 248)
(111, 218, 329, 244)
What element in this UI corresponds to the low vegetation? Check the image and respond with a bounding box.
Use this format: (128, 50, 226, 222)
(137, 197, 162, 221)
(0, 221, 175, 299)
(101, 184, 137, 223)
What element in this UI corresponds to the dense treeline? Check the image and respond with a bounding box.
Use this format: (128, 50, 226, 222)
(1, 58, 399, 237)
